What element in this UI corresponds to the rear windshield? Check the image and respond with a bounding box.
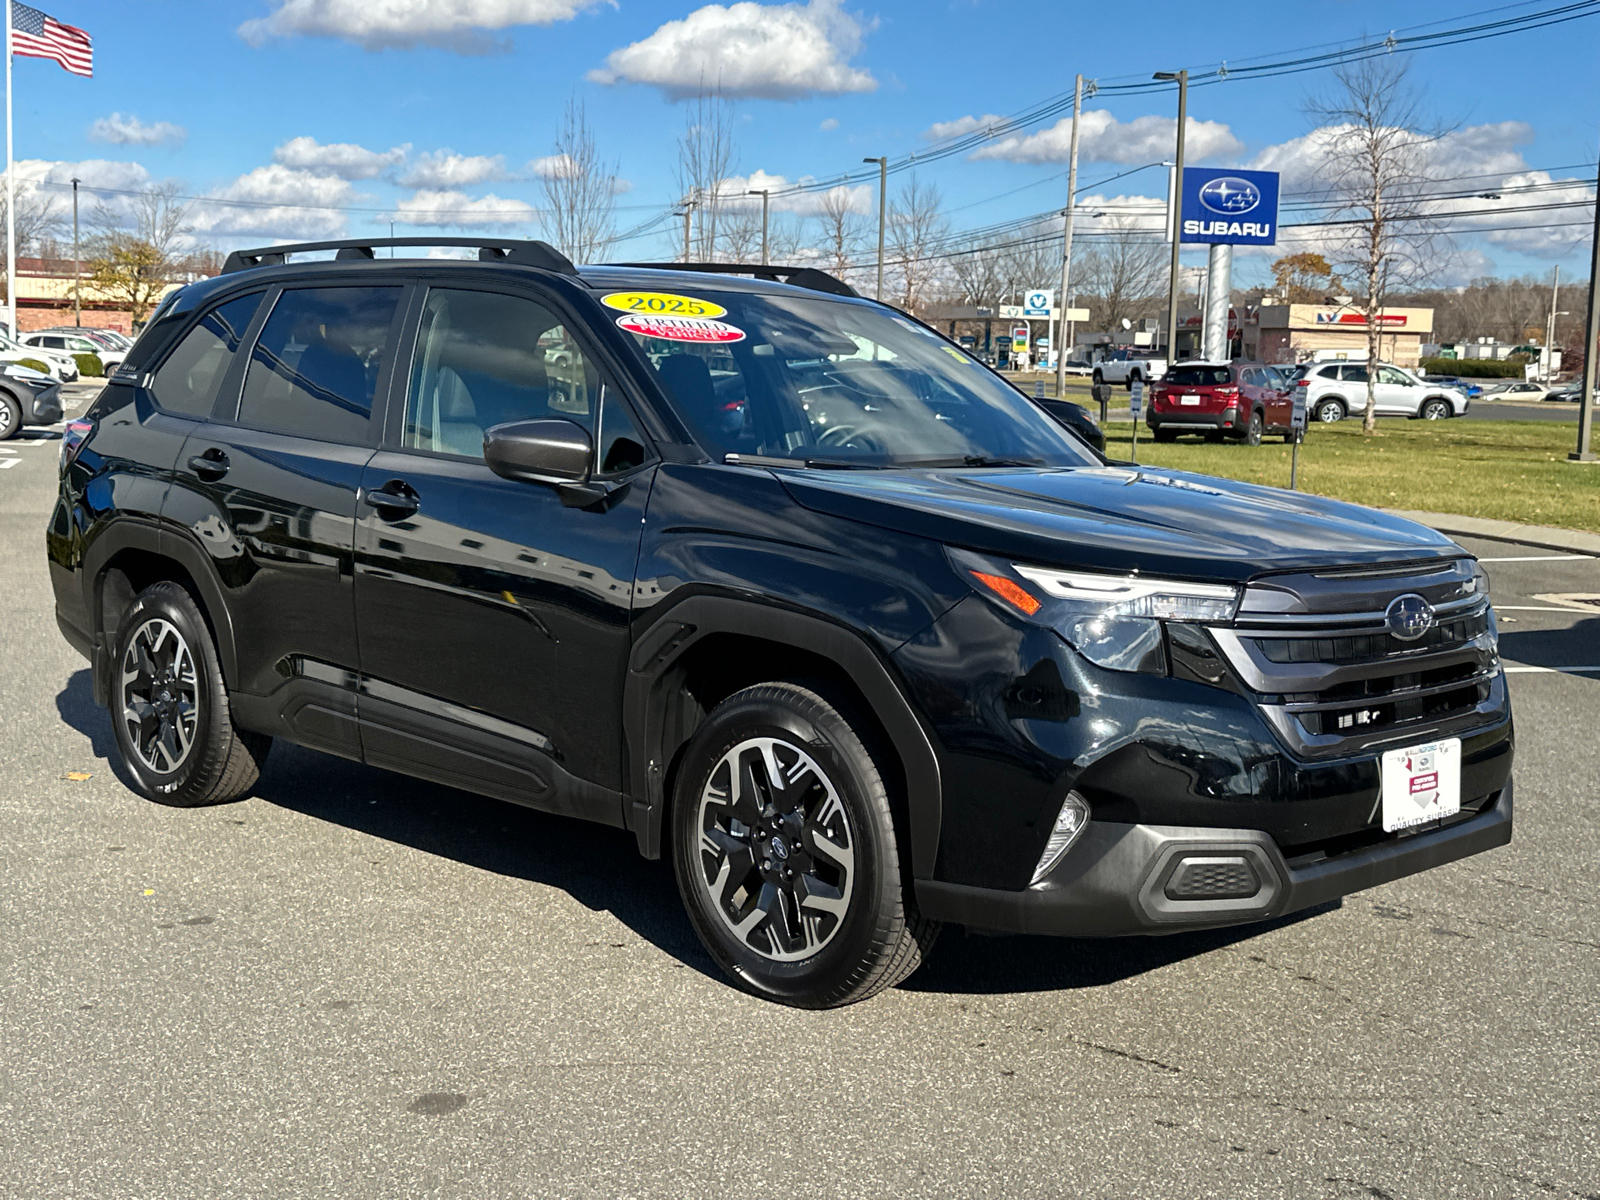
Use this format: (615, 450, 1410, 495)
(1166, 366, 1232, 386)
(613, 289, 1100, 468)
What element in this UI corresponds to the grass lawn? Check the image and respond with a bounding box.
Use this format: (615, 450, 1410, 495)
(1095, 419, 1600, 533)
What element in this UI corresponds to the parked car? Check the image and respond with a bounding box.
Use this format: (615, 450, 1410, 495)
(0, 332, 79, 381)
(1033, 397, 1105, 452)
(1493, 381, 1551, 402)
(35, 326, 133, 354)
(1546, 386, 1583, 403)
(1091, 346, 1168, 389)
(22, 330, 125, 370)
(0, 362, 62, 438)
(1422, 374, 1483, 398)
(1147, 361, 1293, 444)
(49, 240, 1513, 1008)
(1294, 362, 1467, 422)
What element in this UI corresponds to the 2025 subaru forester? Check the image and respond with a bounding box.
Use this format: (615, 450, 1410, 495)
(47, 238, 1512, 1007)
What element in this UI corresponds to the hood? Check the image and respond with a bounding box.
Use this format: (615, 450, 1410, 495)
(778, 465, 1462, 583)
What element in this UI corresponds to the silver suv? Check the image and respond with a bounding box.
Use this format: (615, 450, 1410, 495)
(1294, 362, 1468, 423)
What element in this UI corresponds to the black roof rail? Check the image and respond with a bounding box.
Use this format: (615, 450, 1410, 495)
(220, 237, 578, 276)
(606, 262, 859, 299)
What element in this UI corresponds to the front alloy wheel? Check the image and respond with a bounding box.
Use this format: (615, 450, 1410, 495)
(121, 617, 199, 774)
(695, 737, 855, 962)
(1421, 398, 1452, 420)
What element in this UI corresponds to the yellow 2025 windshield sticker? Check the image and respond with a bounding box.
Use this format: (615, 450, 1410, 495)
(602, 291, 727, 319)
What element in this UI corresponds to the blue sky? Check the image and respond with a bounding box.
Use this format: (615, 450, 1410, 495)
(10, 0, 1599, 286)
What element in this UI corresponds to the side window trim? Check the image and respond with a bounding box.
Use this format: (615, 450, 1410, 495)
(142, 287, 270, 418)
(207, 284, 279, 422)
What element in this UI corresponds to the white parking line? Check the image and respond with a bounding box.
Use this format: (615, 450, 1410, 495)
(1504, 665, 1600, 675)
(0, 458, 18, 469)
(1479, 554, 1592, 562)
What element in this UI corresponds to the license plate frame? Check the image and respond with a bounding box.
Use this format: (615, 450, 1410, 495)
(1179, 395, 1202, 406)
(1380, 738, 1462, 832)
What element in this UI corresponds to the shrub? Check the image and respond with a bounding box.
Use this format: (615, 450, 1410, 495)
(1420, 357, 1526, 378)
(72, 352, 104, 377)
(16, 357, 50, 375)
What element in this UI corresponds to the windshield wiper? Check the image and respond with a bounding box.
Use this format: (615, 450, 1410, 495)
(723, 452, 882, 469)
(895, 455, 1050, 469)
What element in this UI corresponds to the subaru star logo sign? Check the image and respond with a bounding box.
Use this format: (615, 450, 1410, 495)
(1385, 594, 1436, 642)
(1180, 168, 1280, 246)
(1198, 176, 1261, 215)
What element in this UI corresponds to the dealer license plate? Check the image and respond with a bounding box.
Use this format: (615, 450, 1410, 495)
(1180, 395, 1201, 406)
(1380, 738, 1461, 832)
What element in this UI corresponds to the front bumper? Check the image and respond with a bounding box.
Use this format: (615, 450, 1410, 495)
(916, 780, 1513, 936)
(28, 382, 62, 425)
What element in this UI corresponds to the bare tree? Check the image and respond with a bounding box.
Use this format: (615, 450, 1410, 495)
(675, 86, 737, 260)
(887, 175, 949, 313)
(0, 183, 63, 303)
(1075, 218, 1168, 331)
(86, 182, 192, 322)
(1306, 57, 1452, 433)
(540, 97, 618, 263)
(719, 200, 764, 264)
(813, 186, 865, 280)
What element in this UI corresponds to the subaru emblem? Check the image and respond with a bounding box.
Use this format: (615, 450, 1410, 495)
(1385, 593, 1435, 641)
(1198, 176, 1262, 215)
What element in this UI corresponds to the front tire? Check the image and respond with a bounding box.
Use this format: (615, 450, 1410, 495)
(0, 390, 21, 440)
(672, 682, 938, 1008)
(111, 582, 271, 807)
(1420, 398, 1452, 420)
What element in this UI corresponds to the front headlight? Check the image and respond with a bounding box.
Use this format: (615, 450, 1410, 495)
(950, 548, 1241, 674)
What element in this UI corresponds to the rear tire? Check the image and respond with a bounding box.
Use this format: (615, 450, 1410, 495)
(1244, 410, 1263, 445)
(672, 682, 939, 1008)
(110, 582, 271, 807)
(1315, 398, 1347, 424)
(1092, 370, 1103, 386)
(0, 391, 21, 440)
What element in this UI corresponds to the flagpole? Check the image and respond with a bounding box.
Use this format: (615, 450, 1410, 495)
(5, 0, 14, 340)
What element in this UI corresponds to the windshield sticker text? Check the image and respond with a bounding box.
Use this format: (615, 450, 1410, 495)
(616, 313, 746, 344)
(603, 291, 728, 319)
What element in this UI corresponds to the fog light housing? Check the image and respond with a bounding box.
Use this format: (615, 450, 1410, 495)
(1031, 792, 1091, 885)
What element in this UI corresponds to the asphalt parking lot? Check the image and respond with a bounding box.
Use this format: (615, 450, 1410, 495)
(2, 385, 1597, 1198)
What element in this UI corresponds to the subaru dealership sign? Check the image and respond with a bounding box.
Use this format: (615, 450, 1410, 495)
(1179, 168, 1280, 246)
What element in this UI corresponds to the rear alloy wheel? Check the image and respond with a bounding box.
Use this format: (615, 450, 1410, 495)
(112, 582, 271, 807)
(0, 391, 21, 440)
(673, 682, 938, 1007)
(1092, 370, 1104, 386)
(1420, 398, 1452, 420)
(1244, 409, 1264, 445)
(1315, 399, 1347, 424)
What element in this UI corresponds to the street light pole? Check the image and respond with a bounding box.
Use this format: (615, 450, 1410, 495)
(70, 176, 80, 327)
(677, 192, 697, 263)
(1155, 69, 1188, 368)
(864, 156, 887, 300)
(1054, 73, 1084, 400)
(1574, 153, 1600, 463)
(747, 189, 770, 265)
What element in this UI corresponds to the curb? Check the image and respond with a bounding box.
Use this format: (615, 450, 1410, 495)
(1385, 509, 1600, 557)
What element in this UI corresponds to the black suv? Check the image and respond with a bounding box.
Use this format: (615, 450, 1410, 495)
(47, 238, 1513, 1008)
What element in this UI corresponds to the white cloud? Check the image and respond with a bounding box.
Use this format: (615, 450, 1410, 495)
(710, 169, 870, 216)
(529, 153, 579, 180)
(398, 150, 507, 188)
(924, 113, 1010, 142)
(588, 0, 876, 100)
(87, 113, 186, 147)
(190, 165, 358, 239)
(970, 110, 1242, 165)
(8, 158, 157, 227)
(239, 0, 606, 53)
(1072, 192, 1169, 236)
(818, 117, 839, 131)
(273, 136, 408, 181)
(390, 188, 537, 227)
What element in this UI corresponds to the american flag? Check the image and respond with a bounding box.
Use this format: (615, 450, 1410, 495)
(10, 3, 91, 78)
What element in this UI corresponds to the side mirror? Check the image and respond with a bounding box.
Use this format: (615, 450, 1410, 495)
(483, 418, 592, 486)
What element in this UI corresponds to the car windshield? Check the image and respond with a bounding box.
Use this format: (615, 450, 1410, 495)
(613, 287, 1101, 468)
(1167, 366, 1232, 386)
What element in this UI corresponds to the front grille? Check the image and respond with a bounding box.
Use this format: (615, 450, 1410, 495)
(1206, 573, 1504, 758)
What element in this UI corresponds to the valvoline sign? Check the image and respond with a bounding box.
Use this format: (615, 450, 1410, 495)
(1179, 168, 1280, 246)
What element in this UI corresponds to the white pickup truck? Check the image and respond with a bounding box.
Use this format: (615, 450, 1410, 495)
(1090, 347, 1168, 389)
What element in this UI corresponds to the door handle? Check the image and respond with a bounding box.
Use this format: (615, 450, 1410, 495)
(362, 481, 420, 518)
(187, 449, 229, 481)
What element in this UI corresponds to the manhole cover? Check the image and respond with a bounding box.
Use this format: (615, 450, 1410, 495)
(1532, 593, 1600, 612)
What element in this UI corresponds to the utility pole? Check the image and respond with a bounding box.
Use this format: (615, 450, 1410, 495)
(864, 156, 887, 300)
(1054, 74, 1084, 400)
(389, 221, 394, 257)
(1155, 69, 1188, 369)
(71, 177, 80, 326)
(747, 189, 770, 265)
(676, 192, 698, 263)
(1544, 264, 1560, 382)
(1574, 153, 1600, 463)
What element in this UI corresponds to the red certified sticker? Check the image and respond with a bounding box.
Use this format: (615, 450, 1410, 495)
(616, 313, 746, 344)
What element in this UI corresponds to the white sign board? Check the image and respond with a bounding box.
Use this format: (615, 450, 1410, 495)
(1023, 289, 1054, 317)
(1291, 391, 1307, 429)
(1130, 380, 1144, 417)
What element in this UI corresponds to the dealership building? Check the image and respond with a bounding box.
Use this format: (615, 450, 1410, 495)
(1242, 304, 1436, 368)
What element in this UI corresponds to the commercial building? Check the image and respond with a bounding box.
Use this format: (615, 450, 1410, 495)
(1243, 304, 1435, 368)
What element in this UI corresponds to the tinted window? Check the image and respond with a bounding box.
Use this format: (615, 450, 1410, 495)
(1167, 366, 1232, 386)
(1340, 365, 1370, 383)
(237, 286, 400, 441)
(1380, 367, 1413, 386)
(597, 386, 648, 475)
(150, 292, 263, 416)
(403, 288, 597, 459)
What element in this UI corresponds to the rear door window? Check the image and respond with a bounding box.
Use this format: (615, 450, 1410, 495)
(235, 286, 401, 442)
(150, 292, 264, 417)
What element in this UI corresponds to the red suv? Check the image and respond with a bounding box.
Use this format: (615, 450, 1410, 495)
(1147, 361, 1293, 445)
